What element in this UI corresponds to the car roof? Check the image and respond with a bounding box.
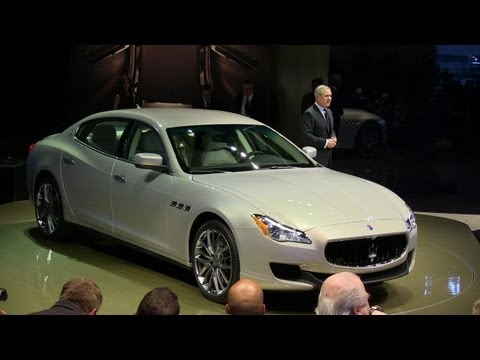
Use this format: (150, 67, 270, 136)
(83, 108, 263, 128)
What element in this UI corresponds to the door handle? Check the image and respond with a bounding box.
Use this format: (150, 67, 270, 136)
(63, 157, 76, 165)
(113, 174, 127, 183)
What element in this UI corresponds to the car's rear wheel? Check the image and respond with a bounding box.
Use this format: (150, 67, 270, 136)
(356, 122, 383, 158)
(35, 177, 68, 241)
(191, 220, 240, 303)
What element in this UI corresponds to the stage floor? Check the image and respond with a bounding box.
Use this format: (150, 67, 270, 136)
(1, 201, 479, 315)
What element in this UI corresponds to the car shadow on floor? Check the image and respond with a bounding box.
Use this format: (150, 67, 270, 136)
(26, 226, 197, 288)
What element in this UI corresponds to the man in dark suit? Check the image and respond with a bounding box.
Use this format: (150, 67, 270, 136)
(233, 80, 265, 122)
(303, 85, 337, 167)
(192, 84, 223, 110)
(300, 76, 324, 114)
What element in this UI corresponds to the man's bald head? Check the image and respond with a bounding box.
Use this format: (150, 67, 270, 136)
(322, 272, 365, 297)
(315, 272, 370, 315)
(226, 279, 266, 315)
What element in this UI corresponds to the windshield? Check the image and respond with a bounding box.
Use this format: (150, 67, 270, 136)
(167, 124, 315, 173)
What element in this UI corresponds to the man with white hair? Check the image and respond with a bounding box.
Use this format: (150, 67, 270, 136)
(315, 272, 386, 315)
(302, 85, 337, 167)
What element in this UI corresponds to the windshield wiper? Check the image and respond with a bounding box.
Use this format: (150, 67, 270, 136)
(190, 169, 227, 174)
(268, 165, 297, 169)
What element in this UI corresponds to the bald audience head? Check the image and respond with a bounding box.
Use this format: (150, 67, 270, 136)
(315, 272, 370, 315)
(226, 279, 266, 315)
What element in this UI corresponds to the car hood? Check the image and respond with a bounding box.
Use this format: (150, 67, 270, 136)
(193, 168, 404, 230)
(343, 108, 384, 122)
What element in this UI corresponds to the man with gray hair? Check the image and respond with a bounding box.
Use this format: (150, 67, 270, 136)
(315, 272, 386, 315)
(302, 85, 337, 167)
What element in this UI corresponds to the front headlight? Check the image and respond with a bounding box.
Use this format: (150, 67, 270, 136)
(252, 214, 312, 244)
(405, 204, 417, 232)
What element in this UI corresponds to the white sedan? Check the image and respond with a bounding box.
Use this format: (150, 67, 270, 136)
(26, 108, 417, 303)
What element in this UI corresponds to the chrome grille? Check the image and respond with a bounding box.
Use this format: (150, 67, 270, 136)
(325, 234, 407, 267)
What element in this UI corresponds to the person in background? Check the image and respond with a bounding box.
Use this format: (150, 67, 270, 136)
(301, 76, 324, 114)
(113, 74, 136, 109)
(315, 272, 386, 315)
(302, 85, 337, 167)
(136, 287, 180, 315)
(225, 278, 266, 315)
(29, 277, 103, 315)
(232, 80, 265, 121)
(192, 84, 223, 110)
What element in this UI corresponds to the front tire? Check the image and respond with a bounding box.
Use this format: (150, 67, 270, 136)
(191, 220, 240, 303)
(35, 177, 68, 241)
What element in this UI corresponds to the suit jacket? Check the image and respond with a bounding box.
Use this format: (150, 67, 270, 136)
(28, 300, 85, 315)
(302, 105, 336, 167)
(192, 97, 223, 110)
(232, 94, 265, 122)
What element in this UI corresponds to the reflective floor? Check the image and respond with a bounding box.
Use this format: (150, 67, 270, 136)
(1, 201, 479, 315)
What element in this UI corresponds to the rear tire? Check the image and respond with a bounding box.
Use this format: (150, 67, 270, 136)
(191, 220, 240, 303)
(35, 177, 68, 241)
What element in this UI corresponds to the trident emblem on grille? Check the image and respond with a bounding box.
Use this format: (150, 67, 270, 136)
(368, 241, 378, 263)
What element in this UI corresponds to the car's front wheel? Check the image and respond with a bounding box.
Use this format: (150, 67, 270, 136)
(35, 177, 68, 241)
(191, 220, 240, 303)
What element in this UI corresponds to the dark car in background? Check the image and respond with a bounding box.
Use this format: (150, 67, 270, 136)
(338, 108, 387, 158)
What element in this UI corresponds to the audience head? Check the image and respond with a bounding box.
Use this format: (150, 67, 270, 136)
(226, 278, 266, 315)
(60, 277, 103, 315)
(315, 272, 370, 315)
(473, 298, 480, 315)
(136, 287, 180, 315)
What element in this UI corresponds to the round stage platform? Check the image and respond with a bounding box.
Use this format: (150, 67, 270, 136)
(1, 201, 479, 315)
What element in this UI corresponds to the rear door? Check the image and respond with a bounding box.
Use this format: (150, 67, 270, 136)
(61, 119, 129, 233)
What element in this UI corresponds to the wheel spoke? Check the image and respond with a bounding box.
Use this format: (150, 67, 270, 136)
(193, 224, 236, 298)
(36, 182, 62, 237)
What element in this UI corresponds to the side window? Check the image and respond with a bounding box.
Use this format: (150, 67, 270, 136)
(168, 128, 195, 169)
(127, 123, 167, 164)
(77, 119, 129, 156)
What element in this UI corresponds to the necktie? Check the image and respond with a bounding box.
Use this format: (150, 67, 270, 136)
(323, 109, 331, 135)
(245, 98, 250, 113)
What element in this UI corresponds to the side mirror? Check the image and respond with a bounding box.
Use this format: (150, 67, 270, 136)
(302, 146, 317, 159)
